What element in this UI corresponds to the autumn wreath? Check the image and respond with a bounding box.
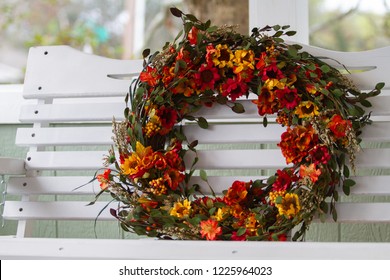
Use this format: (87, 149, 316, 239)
(93, 8, 382, 241)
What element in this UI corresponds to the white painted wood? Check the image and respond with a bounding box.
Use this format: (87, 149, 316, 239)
(3, 201, 114, 221)
(7, 176, 101, 195)
(22, 148, 390, 171)
(3, 200, 390, 223)
(249, 0, 309, 44)
(1, 238, 390, 259)
(23, 46, 143, 99)
(6, 175, 390, 197)
(14, 122, 390, 147)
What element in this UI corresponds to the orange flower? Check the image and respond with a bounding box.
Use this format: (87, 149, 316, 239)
(327, 114, 351, 138)
(223, 181, 249, 206)
(121, 142, 153, 179)
(279, 125, 318, 164)
(200, 219, 222, 240)
(96, 169, 111, 190)
(140, 66, 160, 87)
(252, 86, 279, 116)
(299, 163, 322, 183)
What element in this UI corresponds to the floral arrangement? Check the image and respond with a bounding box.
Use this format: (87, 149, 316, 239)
(94, 8, 382, 241)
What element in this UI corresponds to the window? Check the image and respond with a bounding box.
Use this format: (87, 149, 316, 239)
(309, 0, 390, 51)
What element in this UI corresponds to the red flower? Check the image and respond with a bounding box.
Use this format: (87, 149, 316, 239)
(224, 181, 249, 206)
(276, 87, 300, 110)
(260, 63, 284, 81)
(200, 219, 222, 240)
(188, 26, 198, 45)
(221, 77, 248, 101)
(140, 66, 160, 87)
(157, 106, 178, 135)
(328, 114, 351, 138)
(310, 145, 331, 164)
(194, 63, 220, 90)
(272, 169, 297, 191)
(253, 86, 279, 116)
(231, 231, 247, 241)
(164, 168, 185, 190)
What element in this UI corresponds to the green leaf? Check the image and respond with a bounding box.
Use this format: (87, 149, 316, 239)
(200, 169, 208, 181)
(342, 184, 350, 196)
(332, 208, 338, 222)
(263, 116, 268, 127)
(252, 179, 264, 188)
(237, 227, 247, 236)
(275, 196, 283, 204)
(267, 175, 276, 185)
(142, 48, 150, 58)
(197, 117, 209, 129)
(273, 30, 283, 37)
(375, 82, 385, 90)
(170, 7, 183, 17)
(285, 30, 297, 36)
(320, 64, 331, 73)
(232, 102, 245, 113)
(320, 201, 329, 214)
(343, 178, 356, 188)
(360, 99, 372, 107)
(343, 165, 350, 178)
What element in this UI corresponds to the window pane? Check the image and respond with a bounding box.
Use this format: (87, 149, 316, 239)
(309, 0, 390, 51)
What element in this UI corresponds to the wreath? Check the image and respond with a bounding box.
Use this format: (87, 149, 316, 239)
(93, 8, 382, 241)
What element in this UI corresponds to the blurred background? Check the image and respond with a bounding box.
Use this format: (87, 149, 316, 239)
(1, 0, 390, 84)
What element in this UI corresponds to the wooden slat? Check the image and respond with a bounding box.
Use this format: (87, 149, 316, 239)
(301, 45, 390, 91)
(16, 126, 114, 146)
(3, 201, 114, 221)
(19, 102, 124, 123)
(1, 238, 390, 259)
(7, 176, 101, 195)
(24, 148, 390, 171)
(23, 46, 143, 99)
(4, 200, 390, 223)
(24, 150, 289, 171)
(7, 175, 390, 196)
(14, 121, 390, 148)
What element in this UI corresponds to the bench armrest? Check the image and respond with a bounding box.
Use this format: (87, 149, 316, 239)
(0, 157, 26, 175)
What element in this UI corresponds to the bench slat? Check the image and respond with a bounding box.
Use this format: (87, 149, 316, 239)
(3, 201, 114, 221)
(7, 175, 390, 196)
(4, 200, 390, 222)
(23, 46, 143, 99)
(24, 149, 390, 171)
(1, 238, 390, 259)
(18, 95, 390, 123)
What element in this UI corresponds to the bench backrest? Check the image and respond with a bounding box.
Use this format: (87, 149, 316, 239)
(3, 45, 390, 240)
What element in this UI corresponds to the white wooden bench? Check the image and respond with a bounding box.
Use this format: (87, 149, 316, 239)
(1, 45, 390, 259)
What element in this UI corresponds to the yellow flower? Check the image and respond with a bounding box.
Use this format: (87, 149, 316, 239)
(213, 207, 228, 221)
(170, 199, 191, 218)
(294, 101, 319, 118)
(264, 78, 286, 90)
(233, 49, 255, 73)
(275, 193, 301, 218)
(121, 142, 153, 179)
(212, 44, 234, 68)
